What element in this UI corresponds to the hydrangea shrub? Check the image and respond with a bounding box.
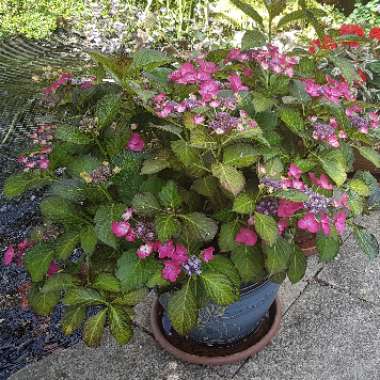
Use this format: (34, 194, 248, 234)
(3, 2, 380, 346)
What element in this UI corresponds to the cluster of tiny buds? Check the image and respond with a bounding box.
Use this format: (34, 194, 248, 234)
(79, 116, 99, 135)
(80, 162, 113, 184)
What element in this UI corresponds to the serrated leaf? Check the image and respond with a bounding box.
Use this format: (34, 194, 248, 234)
(348, 190, 364, 217)
(96, 93, 121, 128)
(132, 48, 173, 69)
(200, 272, 238, 305)
(49, 179, 86, 202)
(287, 247, 306, 284)
(319, 150, 347, 187)
(280, 108, 305, 137)
(254, 212, 278, 246)
(146, 270, 169, 287)
(180, 212, 218, 242)
(191, 176, 220, 198)
(223, 143, 258, 168)
(353, 225, 379, 260)
(93, 273, 121, 293)
(171, 140, 205, 176)
(62, 306, 86, 335)
(109, 305, 133, 345)
(330, 56, 361, 84)
(241, 29, 267, 49)
(55, 125, 93, 144)
(149, 123, 182, 138)
(211, 162, 245, 195)
(41, 273, 78, 293)
(277, 9, 305, 28)
(159, 181, 182, 209)
(55, 231, 80, 260)
(67, 155, 101, 177)
(204, 255, 240, 287)
(29, 287, 60, 316)
(231, 246, 266, 283)
(80, 225, 97, 255)
(112, 288, 149, 306)
(24, 243, 54, 282)
(233, 192, 256, 214)
(83, 308, 107, 347)
(94, 203, 126, 249)
(356, 146, 380, 169)
(132, 192, 160, 216)
(40, 197, 82, 224)
(273, 189, 309, 202)
(155, 214, 180, 241)
(316, 230, 340, 262)
(3, 172, 50, 198)
(167, 281, 198, 335)
(252, 92, 274, 112)
(141, 159, 170, 175)
(63, 288, 107, 306)
(218, 221, 240, 252)
(264, 237, 294, 274)
(116, 251, 159, 290)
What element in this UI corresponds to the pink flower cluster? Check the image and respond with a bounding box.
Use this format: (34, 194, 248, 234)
(127, 132, 145, 152)
(262, 164, 349, 236)
(42, 72, 73, 96)
(226, 45, 298, 77)
(304, 76, 355, 104)
(2, 240, 32, 266)
(346, 106, 380, 134)
(309, 116, 347, 148)
(17, 124, 56, 171)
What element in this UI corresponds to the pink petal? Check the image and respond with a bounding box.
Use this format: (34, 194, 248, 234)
(136, 243, 154, 259)
(127, 133, 145, 152)
(288, 163, 302, 179)
(277, 200, 304, 218)
(200, 247, 215, 263)
(320, 213, 331, 236)
(235, 227, 258, 246)
(173, 244, 189, 264)
(334, 210, 347, 236)
(162, 260, 182, 282)
(158, 240, 175, 259)
(111, 221, 131, 238)
(297, 213, 320, 234)
(47, 261, 59, 277)
(277, 219, 289, 235)
(3, 245, 15, 266)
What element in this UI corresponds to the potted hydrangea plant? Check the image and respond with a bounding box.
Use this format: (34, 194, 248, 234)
(3, 0, 380, 366)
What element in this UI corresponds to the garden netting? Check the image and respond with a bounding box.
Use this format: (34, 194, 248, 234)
(0, 35, 88, 189)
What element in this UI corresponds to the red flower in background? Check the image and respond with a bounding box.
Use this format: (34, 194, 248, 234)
(357, 68, 367, 82)
(339, 24, 365, 48)
(369, 27, 380, 41)
(308, 35, 337, 54)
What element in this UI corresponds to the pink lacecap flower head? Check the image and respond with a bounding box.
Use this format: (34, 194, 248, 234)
(158, 240, 175, 259)
(137, 243, 154, 259)
(3, 245, 15, 266)
(127, 133, 145, 152)
(162, 260, 182, 282)
(228, 74, 248, 93)
(173, 244, 189, 264)
(277, 219, 289, 235)
(225, 48, 242, 62)
(318, 174, 334, 190)
(193, 114, 205, 125)
(235, 227, 258, 246)
(200, 246, 215, 263)
(47, 261, 59, 277)
(297, 212, 320, 234)
(112, 221, 131, 238)
(334, 210, 347, 236)
(288, 163, 302, 179)
(291, 179, 305, 190)
(197, 59, 219, 74)
(17, 239, 31, 252)
(277, 199, 304, 218)
(320, 213, 331, 236)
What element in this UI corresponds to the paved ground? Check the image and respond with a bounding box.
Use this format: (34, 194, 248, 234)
(11, 213, 380, 380)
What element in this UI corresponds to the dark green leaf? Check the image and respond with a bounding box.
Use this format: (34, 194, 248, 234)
(230, 0, 264, 28)
(63, 288, 107, 306)
(223, 143, 258, 168)
(254, 212, 278, 246)
(80, 225, 97, 255)
(200, 272, 238, 305)
(287, 247, 306, 283)
(41, 273, 78, 293)
(4, 172, 50, 198)
(204, 255, 240, 287)
(62, 306, 86, 335)
(112, 288, 149, 306)
(93, 273, 121, 293)
(316, 230, 340, 262)
(353, 225, 379, 260)
(24, 243, 54, 282)
(264, 238, 294, 274)
(159, 181, 182, 209)
(233, 192, 256, 214)
(280, 108, 305, 137)
(356, 146, 380, 169)
(180, 212, 218, 242)
(319, 150, 347, 186)
(55, 231, 80, 260)
(132, 192, 160, 217)
(241, 29, 267, 49)
(218, 221, 240, 252)
(211, 162, 245, 195)
(40, 197, 82, 224)
(155, 214, 180, 241)
(55, 125, 93, 144)
(141, 159, 170, 175)
(231, 246, 266, 283)
(109, 305, 133, 345)
(96, 93, 121, 128)
(29, 287, 60, 316)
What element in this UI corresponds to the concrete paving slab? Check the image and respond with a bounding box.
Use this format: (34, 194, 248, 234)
(10, 328, 223, 380)
(318, 228, 380, 305)
(234, 283, 380, 380)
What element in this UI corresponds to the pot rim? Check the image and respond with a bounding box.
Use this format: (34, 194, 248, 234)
(151, 297, 282, 366)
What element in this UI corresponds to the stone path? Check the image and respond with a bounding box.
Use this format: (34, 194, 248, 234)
(11, 213, 380, 380)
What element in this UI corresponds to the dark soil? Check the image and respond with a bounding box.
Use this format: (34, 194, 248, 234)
(0, 190, 81, 380)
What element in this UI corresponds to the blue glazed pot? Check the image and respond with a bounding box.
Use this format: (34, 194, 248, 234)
(160, 280, 280, 345)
